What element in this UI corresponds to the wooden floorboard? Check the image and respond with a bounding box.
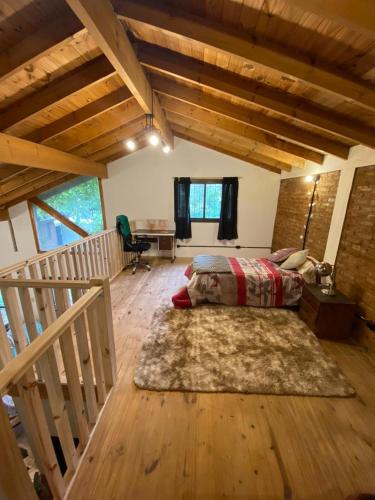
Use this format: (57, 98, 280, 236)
(67, 260, 375, 500)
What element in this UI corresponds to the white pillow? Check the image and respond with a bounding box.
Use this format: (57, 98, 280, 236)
(280, 249, 309, 270)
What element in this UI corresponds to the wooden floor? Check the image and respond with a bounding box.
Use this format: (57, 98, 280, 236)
(67, 260, 375, 500)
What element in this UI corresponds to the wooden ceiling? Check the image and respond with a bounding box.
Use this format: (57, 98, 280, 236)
(0, 0, 374, 210)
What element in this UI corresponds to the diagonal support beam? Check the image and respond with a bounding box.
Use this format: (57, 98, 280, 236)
(66, 0, 173, 148)
(0, 133, 107, 178)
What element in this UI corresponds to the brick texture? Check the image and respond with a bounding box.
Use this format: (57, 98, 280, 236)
(272, 171, 340, 261)
(335, 165, 375, 349)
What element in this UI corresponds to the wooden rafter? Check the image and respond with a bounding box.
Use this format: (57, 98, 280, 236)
(153, 75, 324, 164)
(91, 136, 149, 164)
(0, 169, 50, 196)
(0, 209, 9, 221)
(0, 133, 107, 178)
(117, 0, 375, 111)
(46, 98, 143, 153)
(73, 118, 145, 158)
(29, 197, 89, 238)
(66, 0, 174, 148)
(139, 44, 364, 155)
(0, 173, 75, 209)
(173, 124, 282, 174)
(0, 12, 84, 83)
(287, 0, 375, 39)
(0, 56, 115, 133)
(0, 165, 28, 182)
(159, 94, 305, 167)
(24, 87, 132, 144)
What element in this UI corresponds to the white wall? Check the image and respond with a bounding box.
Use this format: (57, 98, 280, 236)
(282, 145, 375, 264)
(102, 138, 281, 258)
(0, 201, 37, 269)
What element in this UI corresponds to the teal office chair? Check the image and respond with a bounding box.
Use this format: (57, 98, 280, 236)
(116, 215, 151, 274)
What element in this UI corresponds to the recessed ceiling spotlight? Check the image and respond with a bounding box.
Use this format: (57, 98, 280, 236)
(125, 139, 136, 151)
(162, 144, 171, 154)
(149, 132, 160, 147)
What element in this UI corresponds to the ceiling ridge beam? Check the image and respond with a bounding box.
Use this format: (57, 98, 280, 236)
(24, 87, 132, 144)
(117, 0, 375, 111)
(0, 133, 107, 178)
(0, 56, 115, 133)
(66, 0, 173, 148)
(153, 75, 323, 164)
(139, 43, 369, 154)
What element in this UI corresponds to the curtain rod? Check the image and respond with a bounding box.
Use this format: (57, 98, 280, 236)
(177, 245, 271, 249)
(172, 177, 243, 180)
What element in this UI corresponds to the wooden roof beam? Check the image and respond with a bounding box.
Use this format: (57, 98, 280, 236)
(0, 173, 75, 209)
(0, 169, 51, 196)
(66, 0, 173, 149)
(0, 56, 115, 133)
(172, 124, 281, 175)
(161, 95, 304, 167)
(0, 209, 9, 221)
(139, 44, 366, 156)
(153, 75, 324, 164)
(0, 133, 107, 178)
(287, 0, 375, 39)
(0, 11, 84, 83)
(117, 0, 375, 112)
(24, 87, 132, 144)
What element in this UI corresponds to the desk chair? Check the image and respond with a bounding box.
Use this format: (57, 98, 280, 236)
(116, 215, 151, 274)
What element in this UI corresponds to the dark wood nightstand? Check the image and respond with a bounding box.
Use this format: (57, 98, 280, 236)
(298, 284, 357, 340)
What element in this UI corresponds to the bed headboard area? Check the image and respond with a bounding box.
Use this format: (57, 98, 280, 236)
(272, 171, 341, 261)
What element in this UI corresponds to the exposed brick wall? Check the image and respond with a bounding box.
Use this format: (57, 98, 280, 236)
(335, 165, 375, 349)
(272, 171, 340, 261)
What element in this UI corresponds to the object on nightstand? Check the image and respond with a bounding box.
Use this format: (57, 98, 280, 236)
(299, 284, 356, 340)
(315, 261, 336, 296)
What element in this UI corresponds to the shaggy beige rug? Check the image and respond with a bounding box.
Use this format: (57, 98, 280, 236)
(134, 306, 355, 397)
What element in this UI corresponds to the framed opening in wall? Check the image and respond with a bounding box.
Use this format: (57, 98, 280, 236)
(29, 176, 106, 252)
(190, 179, 222, 222)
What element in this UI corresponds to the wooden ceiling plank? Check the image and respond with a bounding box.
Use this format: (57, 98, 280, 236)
(29, 197, 88, 238)
(139, 44, 372, 153)
(153, 75, 324, 164)
(173, 125, 281, 174)
(94, 138, 149, 164)
(0, 133, 107, 178)
(66, 0, 173, 148)
(0, 169, 51, 196)
(117, 0, 375, 111)
(47, 98, 143, 153)
(160, 94, 305, 167)
(0, 165, 29, 182)
(0, 13, 84, 83)
(287, 0, 375, 39)
(72, 118, 145, 158)
(24, 87, 132, 144)
(0, 56, 116, 133)
(0, 173, 75, 209)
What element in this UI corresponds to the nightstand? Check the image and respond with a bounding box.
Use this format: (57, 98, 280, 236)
(298, 284, 357, 340)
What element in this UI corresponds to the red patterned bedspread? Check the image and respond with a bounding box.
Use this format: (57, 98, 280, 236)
(184, 257, 304, 307)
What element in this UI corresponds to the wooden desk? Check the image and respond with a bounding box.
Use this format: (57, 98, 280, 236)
(133, 229, 176, 262)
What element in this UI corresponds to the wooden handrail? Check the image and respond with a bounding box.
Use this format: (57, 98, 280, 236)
(0, 286, 102, 395)
(0, 278, 92, 289)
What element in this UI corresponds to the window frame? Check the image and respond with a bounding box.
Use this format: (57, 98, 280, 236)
(28, 177, 107, 253)
(190, 179, 222, 223)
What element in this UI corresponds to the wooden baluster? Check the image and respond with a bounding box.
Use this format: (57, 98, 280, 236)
(89, 277, 117, 387)
(83, 241, 91, 278)
(88, 239, 96, 278)
(0, 313, 12, 368)
(97, 236, 105, 276)
(51, 255, 90, 446)
(103, 233, 111, 277)
(77, 244, 86, 280)
(86, 302, 107, 405)
(4, 287, 65, 499)
(30, 260, 79, 474)
(71, 247, 81, 280)
(0, 402, 38, 500)
(71, 289, 98, 424)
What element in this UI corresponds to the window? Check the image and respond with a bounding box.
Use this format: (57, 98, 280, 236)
(190, 180, 222, 222)
(30, 176, 105, 251)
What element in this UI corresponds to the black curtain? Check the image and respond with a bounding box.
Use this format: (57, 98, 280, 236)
(218, 177, 238, 240)
(174, 177, 192, 239)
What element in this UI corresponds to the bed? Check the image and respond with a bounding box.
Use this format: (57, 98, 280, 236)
(172, 254, 316, 308)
